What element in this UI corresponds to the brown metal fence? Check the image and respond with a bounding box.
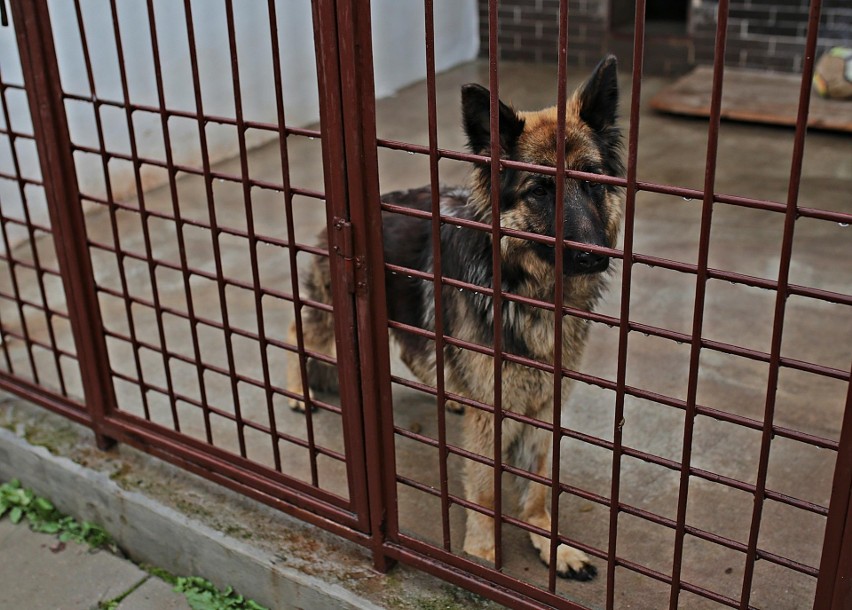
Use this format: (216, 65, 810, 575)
(0, 0, 850, 608)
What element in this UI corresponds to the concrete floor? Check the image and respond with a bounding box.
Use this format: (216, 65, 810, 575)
(2, 60, 851, 609)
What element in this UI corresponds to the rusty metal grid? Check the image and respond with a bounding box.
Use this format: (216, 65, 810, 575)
(0, 14, 87, 424)
(0, 1, 850, 609)
(368, 0, 852, 609)
(5, 0, 374, 537)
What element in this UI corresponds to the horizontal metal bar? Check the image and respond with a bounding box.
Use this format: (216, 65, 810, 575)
(375, 137, 852, 226)
(81, 193, 328, 255)
(381, 203, 851, 311)
(0, 326, 77, 360)
(0, 369, 87, 421)
(61, 90, 321, 140)
(0, 215, 54, 240)
(0, 126, 35, 140)
(108, 367, 344, 457)
(0, 290, 69, 319)
(71, 143, 325, 201)
(103, 326, 341, 414)
(87, 238, 330, 307)
(101, 411, 358, 520)
(95, 282, 333, 356)
(0, 170, 43, 187)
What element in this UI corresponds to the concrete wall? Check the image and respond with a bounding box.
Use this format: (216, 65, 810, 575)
(0, 0, 478, 253)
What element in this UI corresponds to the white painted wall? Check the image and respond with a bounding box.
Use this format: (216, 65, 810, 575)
(0, 0, 478, 252)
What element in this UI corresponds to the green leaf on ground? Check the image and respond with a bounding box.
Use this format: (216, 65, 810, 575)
(2, 480, 266, 610)
(0, 479, 113, 549)
(174, 576, 268, 610)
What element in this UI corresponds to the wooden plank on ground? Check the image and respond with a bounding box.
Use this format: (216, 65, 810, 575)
(650, 66, 852, 133)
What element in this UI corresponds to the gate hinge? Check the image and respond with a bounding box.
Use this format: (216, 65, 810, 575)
(332, 217, 356, 294)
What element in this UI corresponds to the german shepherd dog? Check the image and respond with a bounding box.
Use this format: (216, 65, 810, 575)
(286, 56, 623, 580)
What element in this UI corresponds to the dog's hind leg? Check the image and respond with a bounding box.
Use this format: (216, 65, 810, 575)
(284, 316, 338, 412)
(515, 425, 597, 580)
(285, 253, 339, 411)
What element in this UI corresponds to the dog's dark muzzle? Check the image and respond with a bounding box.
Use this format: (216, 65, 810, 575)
(565, 248, 609, 276)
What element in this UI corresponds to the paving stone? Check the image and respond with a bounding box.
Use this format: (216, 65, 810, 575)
(0, 520, 146, 610)
(117, 577, 191, 610)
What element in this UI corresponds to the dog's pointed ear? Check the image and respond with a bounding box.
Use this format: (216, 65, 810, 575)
(461, 84, 525, 156)
(577, 55, 619, 133)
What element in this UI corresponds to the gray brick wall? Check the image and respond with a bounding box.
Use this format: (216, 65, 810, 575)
(478, 0, 851, 74)
(697, 0, 852, 73)
(477, 0, 610, 69)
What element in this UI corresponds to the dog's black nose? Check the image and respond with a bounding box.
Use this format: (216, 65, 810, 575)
(575, 251, 609, 274)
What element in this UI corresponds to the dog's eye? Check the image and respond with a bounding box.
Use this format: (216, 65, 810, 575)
(531, 186, 547, 198)
(583, 180, 605, 195)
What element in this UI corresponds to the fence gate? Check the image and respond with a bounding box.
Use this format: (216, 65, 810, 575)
(1, 1, 851, 609)
(3, 0, 378, 542)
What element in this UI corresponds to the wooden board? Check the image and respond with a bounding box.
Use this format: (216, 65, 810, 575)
(650, 66, 852, 133)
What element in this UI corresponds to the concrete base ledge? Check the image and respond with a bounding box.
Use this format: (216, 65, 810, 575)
(0, 426, 385, 610)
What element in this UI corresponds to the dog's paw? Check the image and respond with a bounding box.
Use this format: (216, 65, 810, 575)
(445, 400, 465, 414)
(463, 542, 496, 565)
(288, 389, 316, 412)
(557, 558, 597, 581)
(539, 543, 597, 581)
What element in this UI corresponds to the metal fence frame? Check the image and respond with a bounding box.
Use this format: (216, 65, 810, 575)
(1, 0, 850, 608)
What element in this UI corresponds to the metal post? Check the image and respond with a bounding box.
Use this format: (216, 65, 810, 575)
(311, 0, 396, 570)
(814, 360, 852, 609)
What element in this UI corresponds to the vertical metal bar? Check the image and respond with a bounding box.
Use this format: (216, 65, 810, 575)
(668, 1, 731, 607)
(547, 0, 569, 592)
(606, 0, 647, 606)
(264, 0, 320, 477)
(814, 360, 852, 609)
(0, 63, 68, 396)
(181, 0, 248, 457)
(311, 0, 392, 553)
(142, 0, 213, 444)
(487, 0, 505, 572)
(221, 0, 283, 474)
(423, 0, 452, 552)
(107, 0, 181, 432)
(70, 0, 153, 424)
(739, 2, 823, 607)
(9, 0, 117, 449)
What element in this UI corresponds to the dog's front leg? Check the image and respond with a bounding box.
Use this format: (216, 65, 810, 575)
(517, 426, 597, 580)
(461, 409, 497, 563)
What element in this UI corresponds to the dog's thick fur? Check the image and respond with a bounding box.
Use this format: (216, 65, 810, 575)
(286, 56, 623, 579)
